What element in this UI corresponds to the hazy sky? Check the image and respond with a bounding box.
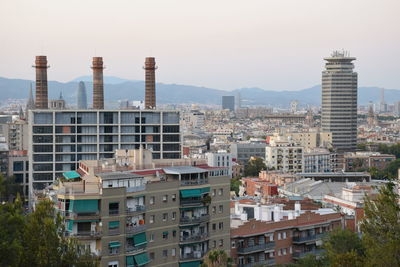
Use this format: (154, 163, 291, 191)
(1, 0, 399, 91)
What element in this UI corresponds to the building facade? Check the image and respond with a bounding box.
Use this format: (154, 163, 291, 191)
(321, 51, 358, 152)
(230, 143, 266, 164)
(265, 139, 304, 173)
(222, 96, 235, 111)
(28, 110, 181, 193)
(303, 149, 338, 173)
(48, 153, 231, 267)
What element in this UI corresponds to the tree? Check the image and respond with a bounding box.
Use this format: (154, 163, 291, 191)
(285, 254, 326, 267)
(0, 174, 23, 203)
(323, 229, 364, 267)
(201, 249, 232, 267)
(230, 177, 241, 196)
(360, 181, 400, 267)
(244, 157, 266, 176)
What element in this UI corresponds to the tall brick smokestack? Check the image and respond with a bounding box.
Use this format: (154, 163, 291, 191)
(91, 57, 104, 109)
(34, 56, 49, 109)
(144, 57, 157, 109)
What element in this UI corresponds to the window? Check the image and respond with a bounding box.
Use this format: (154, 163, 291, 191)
(108, 262, 118, 267)
(218, 189, 223, 196)
(283, 232, 287, 239)
(172, 230, 176, 237)
(277, 233, 281, 240)
(213, 240, 216, 248)
(163, 213, 168, 221)
(219, 205, 223, 213)
(269, 235, 274, 242)
(212, 223, 216, 231)
(172, 194, 176, 201)
(231, 241, 236, 248)
(149, 252, 155, 260)
(109, 202, 119, 215)
(162, 250, 168, 258)
(218, 222, 223, 230)
(219, 239, 223, 247)
(163, 232, 168, 239)
(172, 212, 176, 220)
(212, 189, 216, 196)
(212, 206, 216, 214)
(171, 248, 176, 257)
(150, 215, 155, 224)
(163, 195, 168, 202)
(289, 246, 293, 254)
(150, 196, 155, 205)
(278, 249, 282, 256)
(283, 248, 287, 255)
(150, 233, 154, 242)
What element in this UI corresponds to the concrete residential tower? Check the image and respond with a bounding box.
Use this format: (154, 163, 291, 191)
(321, 51, 357, 152)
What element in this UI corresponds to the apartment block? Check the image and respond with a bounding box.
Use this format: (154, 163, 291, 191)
(230, 142, 266, 164)
(28, 109, 181, 193)
(7, 150, 29, 196)
(47, 150, 230, 267)
(303, 149, 339, 173)
(343, 152, 395, 171)
(231, 212, 343, 266)
(265, 139, 303, 173)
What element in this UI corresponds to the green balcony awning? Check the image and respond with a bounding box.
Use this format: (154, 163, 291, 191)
(180, 189, 201, 198)
(109, 221, 120, 229)
(133, 232, 147, 246)
(134, 253, 150, 266)
(63, 171, 81, 180)
(126, 256, 134, 267)
(179, 261, 201, 267)
(109, 241, 121, 248)
(69, 199, 98, 213)
(200, 187, 210, 194)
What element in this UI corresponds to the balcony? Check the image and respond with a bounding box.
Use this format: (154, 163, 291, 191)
(180, 198, 208, 207)
(126, 225, 147, 234)
(238, 258, 275, 267)
(180, 233, 209, 243)
(126, 244, 146, 254)
(126, 185, 145, 193)
(237, 242, 275, 254)
(67, 212, 100, 221)
(292, 233, 327, 244)
(126, 205, 146, 215)
(108, 228, 120, 236)
(292, 249, 325, 259)
(180, 214, 210, 225)
(180, 251, 206, 261)
(180, 179, 208, 186)
(67, 231, 101, 239)
(109, 209, 119, 216)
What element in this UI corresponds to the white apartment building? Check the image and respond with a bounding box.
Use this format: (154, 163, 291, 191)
(265, 138, 304, 173)
(206, 150, 233, 177)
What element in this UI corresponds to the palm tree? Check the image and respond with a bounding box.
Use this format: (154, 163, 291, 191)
(201, 249, 232, 267)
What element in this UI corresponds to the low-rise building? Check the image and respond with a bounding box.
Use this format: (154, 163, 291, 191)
(265, 138, 303, 173)
(230, 142, 266, 164)
(303, 149, 339, 173)
(343, 152, 395, 171)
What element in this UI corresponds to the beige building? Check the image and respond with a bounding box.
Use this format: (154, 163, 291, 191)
(265, 138, 304, 173)
(269, 131, 332, 150)
(47, 149, 231, 267)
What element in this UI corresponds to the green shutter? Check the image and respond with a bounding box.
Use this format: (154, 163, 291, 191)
(133, 232, 147, 246)
(63, 171, 81, 179)
(180, 189, 201, 198)
(109, 221, 120, 229)
(109, 241, 121, 248)
(73, 199, 98, 213)
(134, 253, 150, 266)
(126, 256, 134, 267)
(68, 200, 74, 212)
(179, 261, 201, 267)
(67, 220, 73, 231)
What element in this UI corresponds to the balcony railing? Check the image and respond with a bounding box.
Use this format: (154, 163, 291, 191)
(180, 179, 208, 186)
(109, 210, 119, 216)
(67, 231, 101, 238)
(238, 258, 276, 267)
(237, 242, 275, 254)
(292, 233, 327, 243)
(108, 228, 120, 235)
(180, 214, 210, 225)
(293, 249, 325, 259)
(126, 224, 147, 234)
(180, 233, 209, 243)
(180, 199, 207, 207)
(126, 244, 146, 254)
(126, 185, 145, 193)
(126, 205, 146, 215)
(180, 251, 206, 260)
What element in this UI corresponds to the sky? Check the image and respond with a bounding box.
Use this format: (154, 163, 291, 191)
(1, 0, 399, 91)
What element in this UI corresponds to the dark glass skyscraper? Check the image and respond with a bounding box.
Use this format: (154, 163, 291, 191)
(222, 95, 235, 111)
(77, 81, 88, 109)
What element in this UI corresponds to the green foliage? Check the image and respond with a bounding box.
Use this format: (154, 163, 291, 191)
(201, 249, 232, 267)
(368, 159, 400, 180)
(377, 143, 400, 158)
(230, 177, 241, 196)
(323, 229, 364, 267)
(0, 199, 97, 267)
(0, 174, 23, 202)
(361, 181, 400, 267)
(285, 254, 327, 267)
(244, 157, 266, 177)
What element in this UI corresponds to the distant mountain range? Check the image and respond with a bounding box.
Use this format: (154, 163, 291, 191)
(0, 76, 398, 107)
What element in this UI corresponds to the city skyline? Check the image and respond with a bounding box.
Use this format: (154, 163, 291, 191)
(1, 0, 399, 91)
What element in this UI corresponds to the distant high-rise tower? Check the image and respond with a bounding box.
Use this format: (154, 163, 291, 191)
(321, 51, 357, 152)
(34, 56, 49, 109)
(222, 96, 235, 111)
(92, 57, 104, 109)
(144, 57, 157, 109)
(77, 81, 88, 109)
